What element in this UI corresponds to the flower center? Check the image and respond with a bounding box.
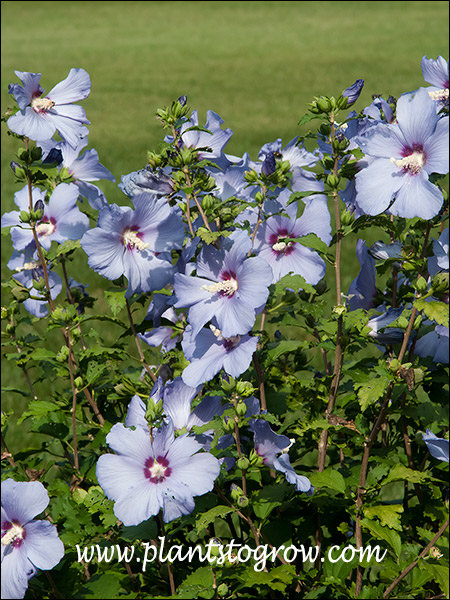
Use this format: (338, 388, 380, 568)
(202, 271, 238, 297)
(122, 227, 149, 252)
(428, 88, 449, 102)
(31, 95, 55, 113)
(1, 521, 25, 548)
(144, 456, 171, 484)
(270, 229, 295, 256)
(391, 145, 426, 175)
(16, 260, 41, 272)
(35, 217, 56, 238)
(223, 335, 241, 352)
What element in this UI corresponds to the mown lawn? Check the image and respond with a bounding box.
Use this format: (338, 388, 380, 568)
(1, 0, 448, 449)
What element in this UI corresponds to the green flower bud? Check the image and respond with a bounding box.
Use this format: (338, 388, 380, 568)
(237, 495, 249, 508)
(249, 448, 264, 467)
(317, 97, 332, 112)
(326, 173, 340, 188)
(235, 401, 247, 417)
(74, 376, 83, 389)
(415, 276, 428, 294)
(19, 210, 31, 223)
(222, 416, 235, 433)
(217, 583, 228, 597)
(236, 457, 250, 471)
(230, 483, 243, 501)
(340, 209, 354, 226)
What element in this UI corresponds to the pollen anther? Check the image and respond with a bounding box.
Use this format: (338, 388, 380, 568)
(31, 97, 55, 112)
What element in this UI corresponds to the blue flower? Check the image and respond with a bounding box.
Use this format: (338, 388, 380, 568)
(1, 479, 64, 600)
(8, 69, 90, 148)
(174, 230, 272, 338)
(1, 183, 89, 252)
(181, 324, 259, 387)
(415, 324, 449, 364)
(354, 88, 449, 219)
(422, 429, 449, 462)
(428, 228, 449, 277)
(39, 138, 115, 210)
(253, 190, 331, 285)
(421, 55, 449, 107)
(249, 420, 312, 493)
(7, 246, 63, 318)
(347, 240, 376, 311)
(80, 193, 185, 297)
(96, 419, 221, 525)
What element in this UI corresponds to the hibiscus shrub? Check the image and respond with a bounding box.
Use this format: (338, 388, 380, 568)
(1, 59, 449, 599)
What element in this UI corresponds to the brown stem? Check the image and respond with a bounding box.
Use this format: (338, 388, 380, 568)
(157, 513, 176, 595)
(61, 258, 87, 350)
(183, 168, 213, 233)
(125, 299, 157, 383)
(383, 518, 449, 599)
(66, 333, 80, 472)
(317, 119, 344, 472)
(252, 354, 267, 411)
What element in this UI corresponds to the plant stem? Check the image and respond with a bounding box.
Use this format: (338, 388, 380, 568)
(125, 299, 157, 383)
(317, 119, 344, 472)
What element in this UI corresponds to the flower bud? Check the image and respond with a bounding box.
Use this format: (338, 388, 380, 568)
(19, 210, 31, 223)
(261, 152, 276, 177)
(230, 483, 244, 501)
(340, 209, 354, 226)
(326, 173, 340, 188)
(342, 79, 364, 107)
(235, 401, 247, 417)
(237, 495, 249, 508)
(177, 95, 187, 107)
(415, 276, 428, 295)
(317, 97, 332, 112)
(74, 376, 83, 389)
(236, 457, 250, 471)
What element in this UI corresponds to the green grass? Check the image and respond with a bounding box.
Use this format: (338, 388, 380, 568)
(1, 1, 449, 450)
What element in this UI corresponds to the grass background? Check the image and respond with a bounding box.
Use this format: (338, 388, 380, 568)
(1, 1, 449, 450)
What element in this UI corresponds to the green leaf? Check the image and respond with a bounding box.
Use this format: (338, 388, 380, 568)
(289, 233, 330, 255)
(120, 518, 157, 542)
(236, 564, 296, 592)
(363, 504, 404, 531)
(177, 566, 215, 599)
(355, 376, 390, 412)
(104, 290, 127, 317)
(360, 518, 401, 558)
(266, 340, 308, 364)
(413, 298, 449, 327)
(381, 464, 433, 486)
(195, 505, 235, 533)
(18, 400, 63, 424)
(309, 468, 346, 494)
(427, 564, 450, 598)
(275, 273, 316, 295)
